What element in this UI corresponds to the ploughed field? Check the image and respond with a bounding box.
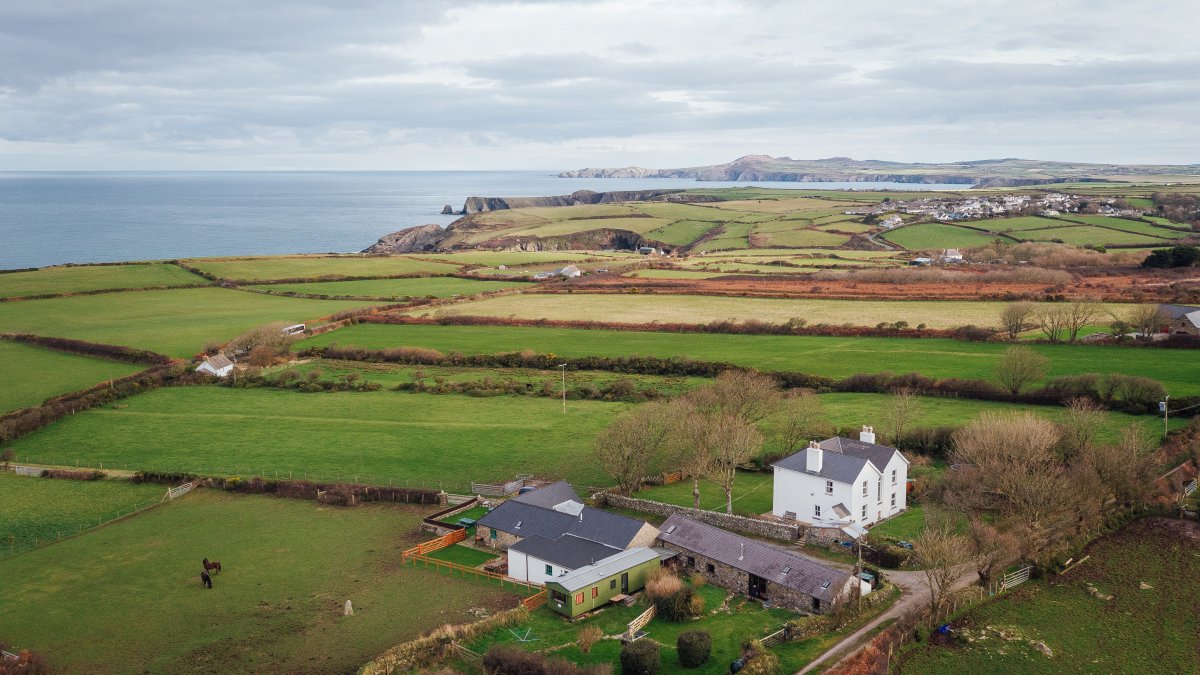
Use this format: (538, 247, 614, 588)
(300, 324, 1200, 396)
(0, 339, 143, 413)
(0, 486, 517, 674)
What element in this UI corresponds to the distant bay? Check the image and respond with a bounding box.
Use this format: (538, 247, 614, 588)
(0, 171, 965, 269)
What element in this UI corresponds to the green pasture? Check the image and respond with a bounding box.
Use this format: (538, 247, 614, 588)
(184, 255, 463, 281)
(0, 287, 378, 357)
(751, 224, 850, 247)
(0, 263, 207, 298)
(246, 276, 528, 299)
(0, 473, 164, 556)
(898, 518, 1200, 674)
(419, 250, 635, 266)
(8, 386, 628, 488)
(300, 323, 1200, 395)
(0, 339, 143, 413)
(0, 489, 517, 674)
(968, 216, 1064, 232)
(409, 293, 1123, 330)
(1019, 225, 1167, 247)
(647, 219, 722, 245)
(883, 223, 1012, 250)
(703, 222, 755, 249)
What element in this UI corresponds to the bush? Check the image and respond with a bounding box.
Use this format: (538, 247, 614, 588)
(620, 640, 659, 675)
(644, 568, 684, 600)
(677, 630, 712, 668)
(577, 625, 603, 654)
(482, 644, 607, 675)
(654, 586, 698, 622)
(739, 639, 781, 675)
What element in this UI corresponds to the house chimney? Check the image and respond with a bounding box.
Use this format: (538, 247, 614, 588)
(806, 441, 823, 473)
(859, 425, 876, 445)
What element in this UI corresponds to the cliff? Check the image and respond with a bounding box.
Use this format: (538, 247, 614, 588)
(459, 188, 688, 214)
(362, 223, 450, 254)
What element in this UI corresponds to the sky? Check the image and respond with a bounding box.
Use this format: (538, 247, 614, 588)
(2, 0, 1199, 170)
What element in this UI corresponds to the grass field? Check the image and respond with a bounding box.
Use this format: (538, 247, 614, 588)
(968, 216, 1065, 232)
(898, 518, 1200, 674)
(0, 489, 517, 673)
(883, 223, 1012, 249)
(647, 219, 722, 245)
(1018, 225, 1167, 247)
(0, 473, 165, 556)
(185, 255, 463, 281)
(0, 263, 207, 298)
(418, 251, 637, 266)
(412, 294, 1122, 330)
(300, 323, 1200, 395)
(246, 277, 528, 299)
(0, 287, 378, 357)
(8, 386, 628, 488)
(0, 339, 143, 413)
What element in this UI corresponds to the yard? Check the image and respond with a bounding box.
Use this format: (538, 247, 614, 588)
(0, 472, 165, 557)
(7, 386, 629, 488)
(0, 488, 519, 674)
(299, 323, 1200, 395)
(897, 517, 1200, 674)
(411, 294, 1122, 330)
(0, 262, 207, 298)
(0, 339, 143, 413)
(0, 287, 380, 357)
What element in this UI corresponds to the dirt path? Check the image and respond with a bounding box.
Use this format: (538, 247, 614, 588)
(797, 567, 979, 674)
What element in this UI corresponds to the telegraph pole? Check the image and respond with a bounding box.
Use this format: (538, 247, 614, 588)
(559, 364, 567, 414)
(1161, 394, 1170, 438)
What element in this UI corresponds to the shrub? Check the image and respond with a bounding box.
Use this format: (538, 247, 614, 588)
(577, 625, 603, 654)
(481, 644, 606, 675)
(42, 468, 106, 481)
(644, 569, 684, 600)
(620, 640, 659, 675)
(739, 639, 781, 675)
(654, 586, 698, 622)
(677, 630, 712, 668)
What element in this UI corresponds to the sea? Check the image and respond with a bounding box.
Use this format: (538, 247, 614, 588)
(0, 171, 966, 270)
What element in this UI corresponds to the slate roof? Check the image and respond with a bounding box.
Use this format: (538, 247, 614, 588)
(477, 495, 649, 550)
(508, 534, 620, 570)
(1161, 304, 1200, 320)
(512, 481, 580, 510)
(658, 515, 851, 603)
(773, 449, 872, 485)
(548, 547, 661, 593)
(819, 437, 906, 472)
(202, 354, 234, 370)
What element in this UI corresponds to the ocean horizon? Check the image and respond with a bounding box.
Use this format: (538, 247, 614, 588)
(0, 171, 965, 269)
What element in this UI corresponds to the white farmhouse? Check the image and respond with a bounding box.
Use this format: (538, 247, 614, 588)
(771, 426, 909, 529)
(196, 354, 235, 378)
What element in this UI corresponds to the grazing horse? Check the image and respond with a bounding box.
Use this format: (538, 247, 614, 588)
(202, 558, 222, 575)
(200, 570, 212, 589)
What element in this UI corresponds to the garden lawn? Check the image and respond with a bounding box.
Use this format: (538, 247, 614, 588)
(0, 287, 379, 357)
(0, 489, 518, 674)
(0, 263, 207, 298)
(8, 386, 628, 488)
(424, 544, 499, 567)
(898, 518, 1200, 674)
(0, 473, 164, 557)
(300, 324, 1200, 395)
(184, 255, 463, 281)
(866, 504, 925, 541)
(0, 339, 143, 413)
(410, 294, 1121, 330)
(247, 277, 528, 298)
(883, 222, 1012, 249)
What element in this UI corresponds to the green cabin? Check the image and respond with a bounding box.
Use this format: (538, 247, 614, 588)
(544, 547, 661, 618)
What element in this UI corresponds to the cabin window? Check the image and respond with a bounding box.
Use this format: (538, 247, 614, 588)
(687, 556, 695, 568)
(707, 563, 715, 574)
(814, 505, 821, 518)
(575, 593, 584, 604)
(891, 469, 897, 485)
(825, 480, 833, 495)
(891, 492, 897, 508)
(545, 564, 553, 576)
(592, 587, 599, 598)
(862, 480, 868, 497)
(551, 589, 567, 603)
(610, 579, 617, 590)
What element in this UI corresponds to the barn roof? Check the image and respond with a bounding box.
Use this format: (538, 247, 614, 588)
(548, 547, 660, 593)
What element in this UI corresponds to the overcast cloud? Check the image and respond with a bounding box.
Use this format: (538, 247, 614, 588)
(2, 0, 1198, 170)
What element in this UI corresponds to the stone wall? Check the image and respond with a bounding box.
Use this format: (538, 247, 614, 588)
(595, 492, 801, 542)
(662, 542, 828, 615)
(805, 526, 845, 547)
(474, 525, 522, 551)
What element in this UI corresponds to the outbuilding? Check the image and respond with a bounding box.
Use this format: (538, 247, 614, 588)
(196, 354, 234, 378)
(545, 547, 661, 618)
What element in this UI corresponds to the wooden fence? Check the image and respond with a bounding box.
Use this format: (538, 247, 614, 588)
(624, 605, 656, 642)
(402, 533, 546, 611)
(402, 529, 468, 560)
(522, 589, 548, 610)
(760, 626, 788, 648)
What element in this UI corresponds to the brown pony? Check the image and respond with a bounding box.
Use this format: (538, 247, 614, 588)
(202, 558, 222, 575)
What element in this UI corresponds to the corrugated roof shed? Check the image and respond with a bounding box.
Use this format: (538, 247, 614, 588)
(658, 515, 851, 603)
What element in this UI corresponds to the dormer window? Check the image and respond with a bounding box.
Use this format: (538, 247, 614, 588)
(825, 480, 833, 495)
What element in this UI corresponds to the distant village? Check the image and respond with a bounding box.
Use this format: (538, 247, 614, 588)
(847, 192, 1144, 227)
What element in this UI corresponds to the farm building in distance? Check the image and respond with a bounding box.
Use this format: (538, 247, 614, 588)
(771, 426, 909, 529)
(544, 547, 662, 618)
(657, 515, 863, 614)
(195, 354, 234, 378)
(1161, 304, 1200, 336)
(475, 481, 660, 585)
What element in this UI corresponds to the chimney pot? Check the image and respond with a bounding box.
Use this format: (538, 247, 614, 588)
(859, 425, 876, 445)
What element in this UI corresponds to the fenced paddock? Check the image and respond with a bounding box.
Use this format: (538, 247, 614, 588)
(403, 532, 546, 606)
(162, 480, 198, 501)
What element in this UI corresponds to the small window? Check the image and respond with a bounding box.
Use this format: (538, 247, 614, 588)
(825, 480, 833, 495)
(814, 505, 821, 518)
(687, 556, 695, 568)
(610, 579, 617, 590)
(489, 529, 497, 540)
(575, 592, 584, 604)
(592, 587, 599, 598)
(706, 563, 715, 574)
(891, 468, 897, 485)
(862, 481, 868, 497)
(861, 505, 867, 520)
(891, 492, 897, 507)
(877, 479, 882, 503)
(545, 564, 553, 575)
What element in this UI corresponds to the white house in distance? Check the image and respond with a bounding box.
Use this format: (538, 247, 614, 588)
(771, 426, 909, 530)
(195, 354, 235, 378)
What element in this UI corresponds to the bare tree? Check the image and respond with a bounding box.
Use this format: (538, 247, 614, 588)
(995, 346, 1049, 395)
(700, 414, 763, 514)
(1112, 304, 1170, 339)
(967, 519, 1018, 588)
(686, 370, 779, 424)
(772, 392, 828, 459)
(666, 401, 711, 509)
(227, 322, 298, 358)
(882, 388, 923, 446)
(1034, 306, 1069, 343)
(1077, 424, 1155, 510)
(593, 401, 678, 494)
(1058, 397, 1108, 460)
(1063, 298, 1102, 342)
(999, 301, 1037, 340)
(912, 508, 972, 615)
